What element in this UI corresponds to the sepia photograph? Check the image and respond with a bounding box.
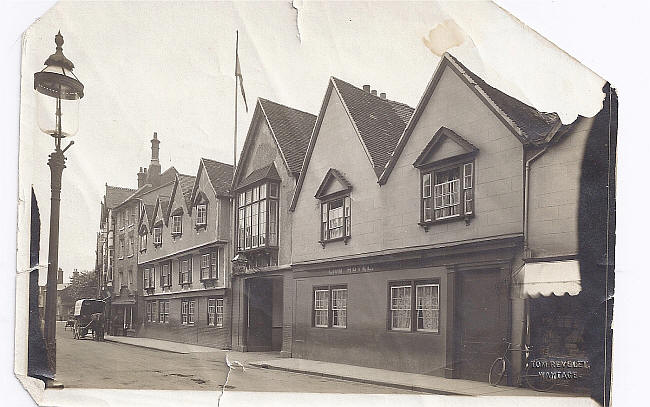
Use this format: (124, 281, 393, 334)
(5, 1, 629, 406)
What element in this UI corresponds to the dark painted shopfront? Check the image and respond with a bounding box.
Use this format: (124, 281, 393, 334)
(291, 238, 517, 381)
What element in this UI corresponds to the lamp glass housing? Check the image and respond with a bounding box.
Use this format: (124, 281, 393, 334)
(36, 89, 80, 138)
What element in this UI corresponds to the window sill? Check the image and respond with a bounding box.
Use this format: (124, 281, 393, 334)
(419, 213, 474, 231)
(171, 232, 182, 239)
(388, 329, 440, 335)
(153, 243, 162, 248)
(195, 223, 207, 231)
(319, 236, 350, 248)
(140, 249, 146, 254)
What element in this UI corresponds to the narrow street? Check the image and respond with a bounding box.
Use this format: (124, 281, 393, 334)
(55, 323, 419, 393)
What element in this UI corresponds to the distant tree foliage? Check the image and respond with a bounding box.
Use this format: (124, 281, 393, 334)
(60, 270, 98, 304)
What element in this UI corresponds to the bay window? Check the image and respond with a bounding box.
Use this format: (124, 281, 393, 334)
(237, 181, 279, 251)
(421, 162, 473, 223)
(320, 197, 351, 242)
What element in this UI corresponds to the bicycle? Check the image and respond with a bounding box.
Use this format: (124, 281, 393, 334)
(488, 338, 554, 392)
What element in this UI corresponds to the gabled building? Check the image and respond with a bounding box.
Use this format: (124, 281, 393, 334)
(287, 53, 589, 384)
(137, 158, 233, 347)
(230, 98, 316, 353)
(97, 132, 178, 335)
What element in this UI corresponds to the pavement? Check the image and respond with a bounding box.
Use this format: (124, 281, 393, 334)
(104, 334, 584, 398)
(104, 335, 223, 354)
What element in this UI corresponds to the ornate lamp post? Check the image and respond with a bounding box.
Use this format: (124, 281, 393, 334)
(33, 31, 84, 381)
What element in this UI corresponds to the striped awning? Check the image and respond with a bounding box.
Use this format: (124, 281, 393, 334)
(516, 260, 582, 298)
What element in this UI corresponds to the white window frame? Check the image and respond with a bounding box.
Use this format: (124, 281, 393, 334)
(320, 196, 351, 242)
(181, 300, 189, 324)
(153, 226, 162, 245)
(207, 298, 216, 326)
(421, 161, 474, 223)
(196, 203, 207, 226)
(390, 285, 412, 331)
(201, 253, 210, 280)
(415, 283, 440, 333)
(172, 214, 182, 235)
(331, 288, 347, 328)
(140, 232, 147, 251)
(314, 289, 329, 328)
(215, 298, 224, 327)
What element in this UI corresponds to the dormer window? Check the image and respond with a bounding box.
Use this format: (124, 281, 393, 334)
(422, 163, 473, 222)
(321, 197, 351, 242)
(196, 204, 207, 226)
(413, 127, 478, 229)
(314, 168, 352, 246)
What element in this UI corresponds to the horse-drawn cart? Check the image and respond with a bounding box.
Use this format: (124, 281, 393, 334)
(72, 299, 105, 341)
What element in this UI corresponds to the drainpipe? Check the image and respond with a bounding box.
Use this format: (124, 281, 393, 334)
(523, 145, 551, 259)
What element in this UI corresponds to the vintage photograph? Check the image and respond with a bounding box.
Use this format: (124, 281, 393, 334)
(12, 1, 616, 406)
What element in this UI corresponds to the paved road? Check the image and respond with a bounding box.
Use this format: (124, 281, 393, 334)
(55, 323, 418, 393)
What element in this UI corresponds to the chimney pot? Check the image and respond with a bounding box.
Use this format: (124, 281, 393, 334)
(371, 90, 377, 96)
(363, 85, 371, 92)
(380, 92, 386, 99)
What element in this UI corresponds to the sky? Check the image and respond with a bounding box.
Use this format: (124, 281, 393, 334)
(18, 0, 604, 285)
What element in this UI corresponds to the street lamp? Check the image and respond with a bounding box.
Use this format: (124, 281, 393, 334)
(33, 31, 84, 383)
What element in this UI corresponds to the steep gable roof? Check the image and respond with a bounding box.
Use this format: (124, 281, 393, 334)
(178, 174, 196, 209)
(332, 77, 414, 175)
(142, 204, 155, 229)
(201, 159, 233, 197)
(379, 53, 563, 184)
(447, 54, 561, 143)
(232, 99, 316, 189)
(258, 98, 317, 176)
(290, 77, 413, 210)
(104, 185, 136, 209)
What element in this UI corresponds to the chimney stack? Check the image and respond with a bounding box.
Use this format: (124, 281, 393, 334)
(363, 85, 371, 93)
(147, 132, 162, 187)
(371, 89, 377, 96)
(137, 167, 146, 188)
(380, 92, 386, 100)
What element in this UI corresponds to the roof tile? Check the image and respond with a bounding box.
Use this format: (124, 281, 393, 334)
(202, 159, 234, 197)
(331, 78, 414, 176)
(104, 185, 136, 209)
(446, 54, 560, 141)
(259, 98, 316, 175)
